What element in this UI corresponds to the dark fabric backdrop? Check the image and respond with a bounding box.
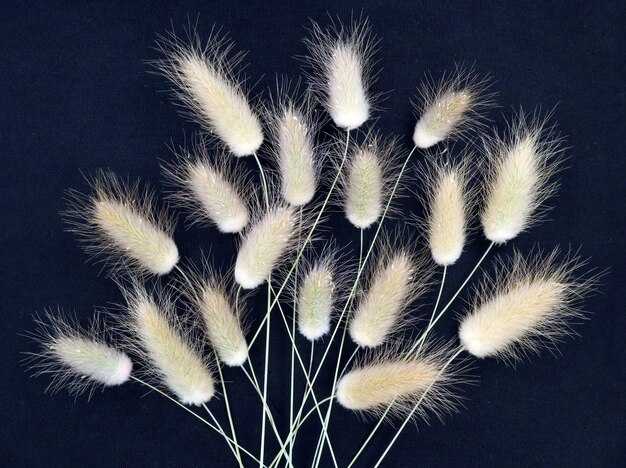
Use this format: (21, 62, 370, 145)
(1, 1, 624, 467)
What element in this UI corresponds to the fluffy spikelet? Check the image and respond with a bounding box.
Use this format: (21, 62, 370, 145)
(413, 67, 494, 148)
(350, 239, 433, 347)
(25, 310, 132, 397)
(156, 30, 263, 157)
(459, 248, 596, 361)
(419, 154, 473, 266)
(163, 142, 249, 233)
(272, 101, 318, 206)
(182, 265, 248, 366)
(298, 260, 335, 340)
(336, 343, 463, 419)
(481, 111, 563, 243)
(121, 283, 215, 405)
(344, 143, 383, 228)
(234, 205, 297, 289)
(64, 171, 179, 276)
(304, 18, 376, 129)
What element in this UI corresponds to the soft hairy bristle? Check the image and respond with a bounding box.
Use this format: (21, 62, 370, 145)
(481, 111, 563, 243)
(419, 154, 473, 266)
(234, 205, 297, 289)
(183, 266, 248, 367)
(336, 343, 463, 419)
(298, 261, 335, 340)
(344, 144, 383, 229)
(413, 67, 494, 148)
(304, 18, 376, 129)
(350, 242, 432, 347)
(64, 171, 179, 276)
(273, 103, 318, 206)
(25, 310, 132, 397)
(121, 284, 215, 405)
(163, 142, 249, 233)
(459, 248, 596, 361)
(155, 30, 263, 157)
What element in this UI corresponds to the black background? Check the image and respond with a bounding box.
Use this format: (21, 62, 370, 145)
(2, 1, 625, 467)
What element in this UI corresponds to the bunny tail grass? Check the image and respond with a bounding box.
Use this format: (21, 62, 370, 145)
(120, 283, 215, 405)
(459, 248, 598, 360)
(163, 142, 250, 233)
(297, 258, 335, 341)
(304, 17, 377, 129)
(234, 205, 298, 289)
(337, 343, 463, 418)
(270, 98, 319, 206)
(481, 110, 564, 244)
(24, 310, 132, 397)
(181, 265, 248, 367)
(349, 240, 433, 348)
(64, 171, 179, 276)
(419, 153, 475, 266)
(155, 29, 263, 157)
(413, 66, 494, 148)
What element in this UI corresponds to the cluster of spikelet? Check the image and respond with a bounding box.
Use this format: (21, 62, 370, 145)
(24, 15, 600, 468)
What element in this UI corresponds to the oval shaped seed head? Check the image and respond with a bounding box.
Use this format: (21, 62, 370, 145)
(163, 142, 249, 233)
(481, 111, 563, 244)
(298, 261, 335, 340)
(418, 153, 474, 266)
(25, 310, 132, 397)
(271, 101, 318, 206)
(337, 344, 463, 419)
(459, 248, 597, 361)
(234, 205, 297, 289)
(155, 30, 263, 157)
(304, 18, 377, 129)
(64, 171, 179, 276)
(181, 265, 248, 367)
(350, 240, 433, 347)
(121, 283, 215, 405)
(343, 140, 385, 229)
(413, 67, 494, 148)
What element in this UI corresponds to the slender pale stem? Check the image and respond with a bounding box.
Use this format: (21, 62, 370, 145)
(408, 242, 495, 357)
(313, 228, 364, 467)
(372, 348, 465, 468)
(288, 207, 303, 463)
(214, 351, 243, 467)
(248, 130, 352, 349)
(129, 376, 262, 466)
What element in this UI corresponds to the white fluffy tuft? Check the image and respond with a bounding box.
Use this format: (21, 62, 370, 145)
(64, 171, 179, 276)
(234, 205, 297, 289)
(304, 18, 376, 129)
(156, 30, 263, 157)
(344, 143, 384, 229)
(120, 283, 215, 406)
(163, 142, 250, 233)
(298, 261, 335, 340)
(413, 67, 494, 148)
(481, 111, 563, 243)
(25, 310, 132, 397)
(459, 248, 597, 361)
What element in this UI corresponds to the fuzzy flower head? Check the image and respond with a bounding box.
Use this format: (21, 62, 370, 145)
(64, 171, 179, 276)
(155, 29, 263, 157)
(268, 95, 319, 206)
(304, 18, 377, 129)
(481, 111, 563, 244)
(459, 248, 597, 361)
(120, 283, 215, 406)
(163, 141, 250, 233)
(413, 67, 494, 148)
(25, 310, 132, 398)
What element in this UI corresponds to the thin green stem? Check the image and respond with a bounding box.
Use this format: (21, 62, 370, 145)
(214, 351, 243, 468)
(372, 348, 465, 468)
(130, 376, 263, 466)
(260, 273, 272, 467)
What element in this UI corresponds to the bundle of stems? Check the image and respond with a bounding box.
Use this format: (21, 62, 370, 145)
(24, 16, 601, 468)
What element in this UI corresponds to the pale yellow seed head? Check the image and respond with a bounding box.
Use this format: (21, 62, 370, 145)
(298, 264, 334, 340)
(429, 170, 466, 266)
(414, 90, 472, 148)
(345, 147, 383, 229)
